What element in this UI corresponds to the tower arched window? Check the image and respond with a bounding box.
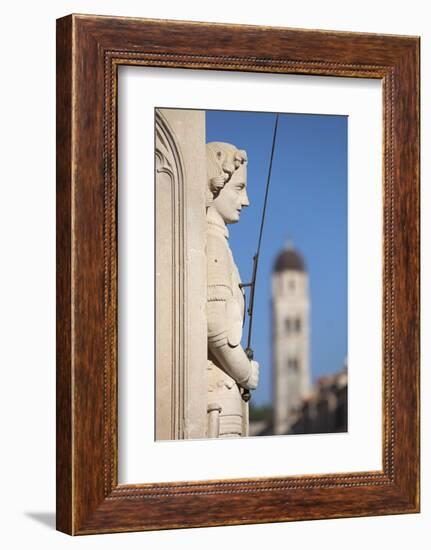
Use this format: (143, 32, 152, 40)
(287, 358, 299, 372)
(285, 318, 301, 334)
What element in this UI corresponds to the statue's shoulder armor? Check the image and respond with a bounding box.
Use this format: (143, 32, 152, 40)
(207, 230, 232, 300)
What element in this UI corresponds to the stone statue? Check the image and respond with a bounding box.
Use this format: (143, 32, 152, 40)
(206, 142, 260, 438)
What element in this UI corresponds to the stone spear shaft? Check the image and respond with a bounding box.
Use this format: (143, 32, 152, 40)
(241, 113, 280, 402)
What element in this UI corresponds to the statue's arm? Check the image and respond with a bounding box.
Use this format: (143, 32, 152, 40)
(207, 299, 259, 390)
(207, 232, 258, 390)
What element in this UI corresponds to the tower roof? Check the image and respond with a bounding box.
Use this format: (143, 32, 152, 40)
(273, 242, 306, 273)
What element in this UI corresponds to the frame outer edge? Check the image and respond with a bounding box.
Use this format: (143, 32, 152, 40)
(56, 14, 421, 534)
(56, 14, 74, 535)
(392, 39, 420, 510)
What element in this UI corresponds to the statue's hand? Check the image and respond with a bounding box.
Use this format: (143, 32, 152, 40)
(241, 360, 259, 390)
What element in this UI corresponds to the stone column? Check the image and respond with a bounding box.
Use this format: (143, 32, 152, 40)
(155, 108, 207, 440)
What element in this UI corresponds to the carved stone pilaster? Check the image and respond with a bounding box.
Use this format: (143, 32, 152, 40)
(155, 109, 207, 440)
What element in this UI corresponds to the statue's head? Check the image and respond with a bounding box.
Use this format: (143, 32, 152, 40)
(206, 142, 249, 224)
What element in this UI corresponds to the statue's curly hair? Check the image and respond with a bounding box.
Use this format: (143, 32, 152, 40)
(206, 142, 247, 206)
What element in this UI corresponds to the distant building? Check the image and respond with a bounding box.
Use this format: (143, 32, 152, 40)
(249, 242, 347, 437)
(288, 367, 348, 434)
(272, 242, 311, 434)
(249, 366, 347, 436)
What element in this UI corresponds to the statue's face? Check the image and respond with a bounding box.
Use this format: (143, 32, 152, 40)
(212, 164, 249, 224)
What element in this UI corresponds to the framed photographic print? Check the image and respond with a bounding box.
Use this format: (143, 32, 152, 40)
(56, 14, 420, 534)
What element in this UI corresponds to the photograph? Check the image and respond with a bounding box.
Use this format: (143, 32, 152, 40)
(155, 107, 348, 440)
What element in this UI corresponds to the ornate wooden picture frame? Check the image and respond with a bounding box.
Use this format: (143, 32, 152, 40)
(56, 14, 420, 534)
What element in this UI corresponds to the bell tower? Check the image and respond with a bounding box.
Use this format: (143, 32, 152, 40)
(272, 241, 310, 434)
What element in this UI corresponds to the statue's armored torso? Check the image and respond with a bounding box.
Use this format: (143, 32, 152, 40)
(206, 214, 248, 438)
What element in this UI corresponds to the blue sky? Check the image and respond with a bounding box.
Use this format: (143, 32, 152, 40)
(206, 110, 348, 406)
